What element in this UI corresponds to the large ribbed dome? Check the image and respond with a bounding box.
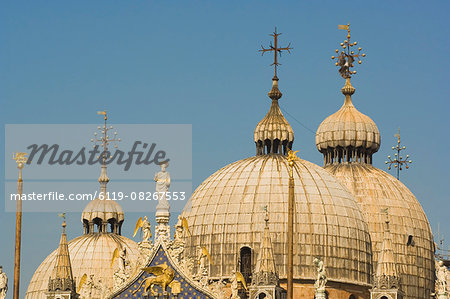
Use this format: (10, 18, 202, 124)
(25, 233, 140, 299)
(316, 79, 380, 165)
(326, 163, 435, 298)
(181, 154, 373, 287)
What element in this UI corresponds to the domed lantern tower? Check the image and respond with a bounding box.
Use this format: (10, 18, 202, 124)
(316, 24, 435, 299)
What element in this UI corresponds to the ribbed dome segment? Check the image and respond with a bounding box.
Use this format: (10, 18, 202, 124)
(254, 77, 294, 155)
(316, 79, 380, 165)
(326, 163, 435, 298)
(181, 155, 373, 287)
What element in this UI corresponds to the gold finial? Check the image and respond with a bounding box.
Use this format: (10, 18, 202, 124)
(259, 27, 293, 78)
(385, 128, 412, 180)
(287, 150, 299, 167)
(58, 213, 66, 232)
(331, 24, 366, 79)
(13, 152, 28, 170)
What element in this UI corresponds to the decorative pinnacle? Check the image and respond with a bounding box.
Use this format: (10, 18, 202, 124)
(331, 24, 366, 79)
(385, 128, 412, 180)
(259, 27, 293, 78)
(91, 110, 121, 165)
(268, 77, 282, 100)
(91, 110, 121, 197)
(58, 213, 67, 232)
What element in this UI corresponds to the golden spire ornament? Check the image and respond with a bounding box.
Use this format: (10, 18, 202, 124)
(12, 152, 28, 299)
(385, 128, 412, 180)
(331, 24, 366, 79)
(259, 27, 293, 78)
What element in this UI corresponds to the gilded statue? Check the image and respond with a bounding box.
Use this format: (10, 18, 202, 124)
(133, 264, 176, 296)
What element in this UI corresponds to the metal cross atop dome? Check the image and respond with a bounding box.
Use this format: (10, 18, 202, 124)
(259, 27, 293, 78)
(385, 128, 412, 180)
(331, 24, 366, 79)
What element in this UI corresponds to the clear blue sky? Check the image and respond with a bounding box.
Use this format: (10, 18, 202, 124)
(1, 1, 449, 298)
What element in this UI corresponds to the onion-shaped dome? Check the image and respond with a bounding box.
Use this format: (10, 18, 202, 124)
(25, 233, 140, 299)
(82, 198, 125, 234)
(316, 79, 380, 165)
(326, 163, 435, 298)
(254, 77, 294, 155)
(181, 154, 373, 287)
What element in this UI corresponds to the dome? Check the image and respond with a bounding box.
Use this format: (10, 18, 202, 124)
(254, 77, 294, 155)
(316, 79, 380, 165)
(325, 163, 435, 298)
(181, 154, 373, 287)
(82, 198, 124, 222)
(25, 233, 140, 299)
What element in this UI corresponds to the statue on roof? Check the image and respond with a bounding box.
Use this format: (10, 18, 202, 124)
(154, 162, 171, 196)
(436, 260, 448, 295)
(230, 270, 240, 299)
(142, 216, 152, 243)
(314, 257, 327, 291)
(170, 216, 186, 264)
(0, 266, 7, 299)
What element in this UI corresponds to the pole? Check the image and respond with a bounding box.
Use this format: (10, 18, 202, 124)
(286, 150, 297, 299)
(13, 154, 26, 299)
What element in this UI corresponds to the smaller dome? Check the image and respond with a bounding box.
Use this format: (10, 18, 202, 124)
(26, 233, 140, 299)
(81, 198, 124, 234)
(316, 79, 380, 165)
(254, 76, 294, 155)
(82, 198, 124, 222)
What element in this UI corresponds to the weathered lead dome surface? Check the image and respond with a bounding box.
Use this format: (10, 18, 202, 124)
(326, 163, 435, 298)
(181, 154, 373, 286)
(25, 233, 140, 299)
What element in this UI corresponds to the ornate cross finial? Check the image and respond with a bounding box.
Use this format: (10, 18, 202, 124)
(91, 110, 121, 164)
(331, 24, 366, 79)
(259, 27, 293, 78)
(385, 128, 412, 180)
